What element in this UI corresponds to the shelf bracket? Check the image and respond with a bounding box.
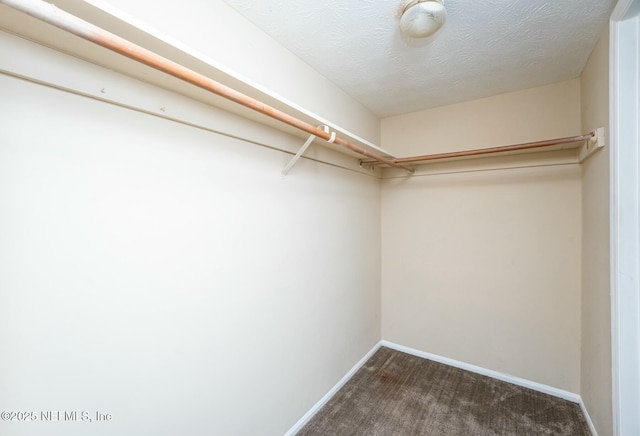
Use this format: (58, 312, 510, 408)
(282, 125, 332, 176)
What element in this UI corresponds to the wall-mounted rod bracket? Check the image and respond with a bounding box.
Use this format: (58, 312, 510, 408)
(578, 127, 606, 162)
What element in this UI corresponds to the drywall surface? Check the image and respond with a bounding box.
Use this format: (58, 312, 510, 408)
(82, 0, 380, 144)
(0, 63, 381, 435)
(381, 165, 582, 392)
(579, 26, 612, 436)
(381, 79, 581, 156)
(380, 82, 584, 392)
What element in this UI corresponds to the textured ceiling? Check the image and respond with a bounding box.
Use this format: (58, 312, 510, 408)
(221, 0, 615, 117)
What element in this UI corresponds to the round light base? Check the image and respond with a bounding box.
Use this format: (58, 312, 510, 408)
(400, 0, 447, 38)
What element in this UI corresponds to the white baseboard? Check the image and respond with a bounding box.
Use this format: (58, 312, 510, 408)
(380, 340, 581, 403)
(579, 397, 598, 436)
(286, 340, 594, 435)
(283, 341, 383, 436)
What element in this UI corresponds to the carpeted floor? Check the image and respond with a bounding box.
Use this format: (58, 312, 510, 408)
(297, 347, 591, 435)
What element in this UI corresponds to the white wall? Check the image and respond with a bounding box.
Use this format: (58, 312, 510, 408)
(0, 55, 381, 436)
(580, 26, 612, 436)
(380, 82, 584, 392)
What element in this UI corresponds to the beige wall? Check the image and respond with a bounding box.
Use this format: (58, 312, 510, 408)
(381, 79, 581, 156)
(380, 82, 584, 392)
(0, 38, 382, 435)
(580, 26, 612, 436)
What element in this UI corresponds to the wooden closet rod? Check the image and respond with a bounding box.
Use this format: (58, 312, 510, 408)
(360, 133, 595, 167)
(1, 0, 415, 174)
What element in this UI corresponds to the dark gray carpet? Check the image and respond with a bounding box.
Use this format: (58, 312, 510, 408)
(297, 347, 590, 435)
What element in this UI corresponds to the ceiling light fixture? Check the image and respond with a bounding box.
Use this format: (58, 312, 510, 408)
(400, 0, 447, 38)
